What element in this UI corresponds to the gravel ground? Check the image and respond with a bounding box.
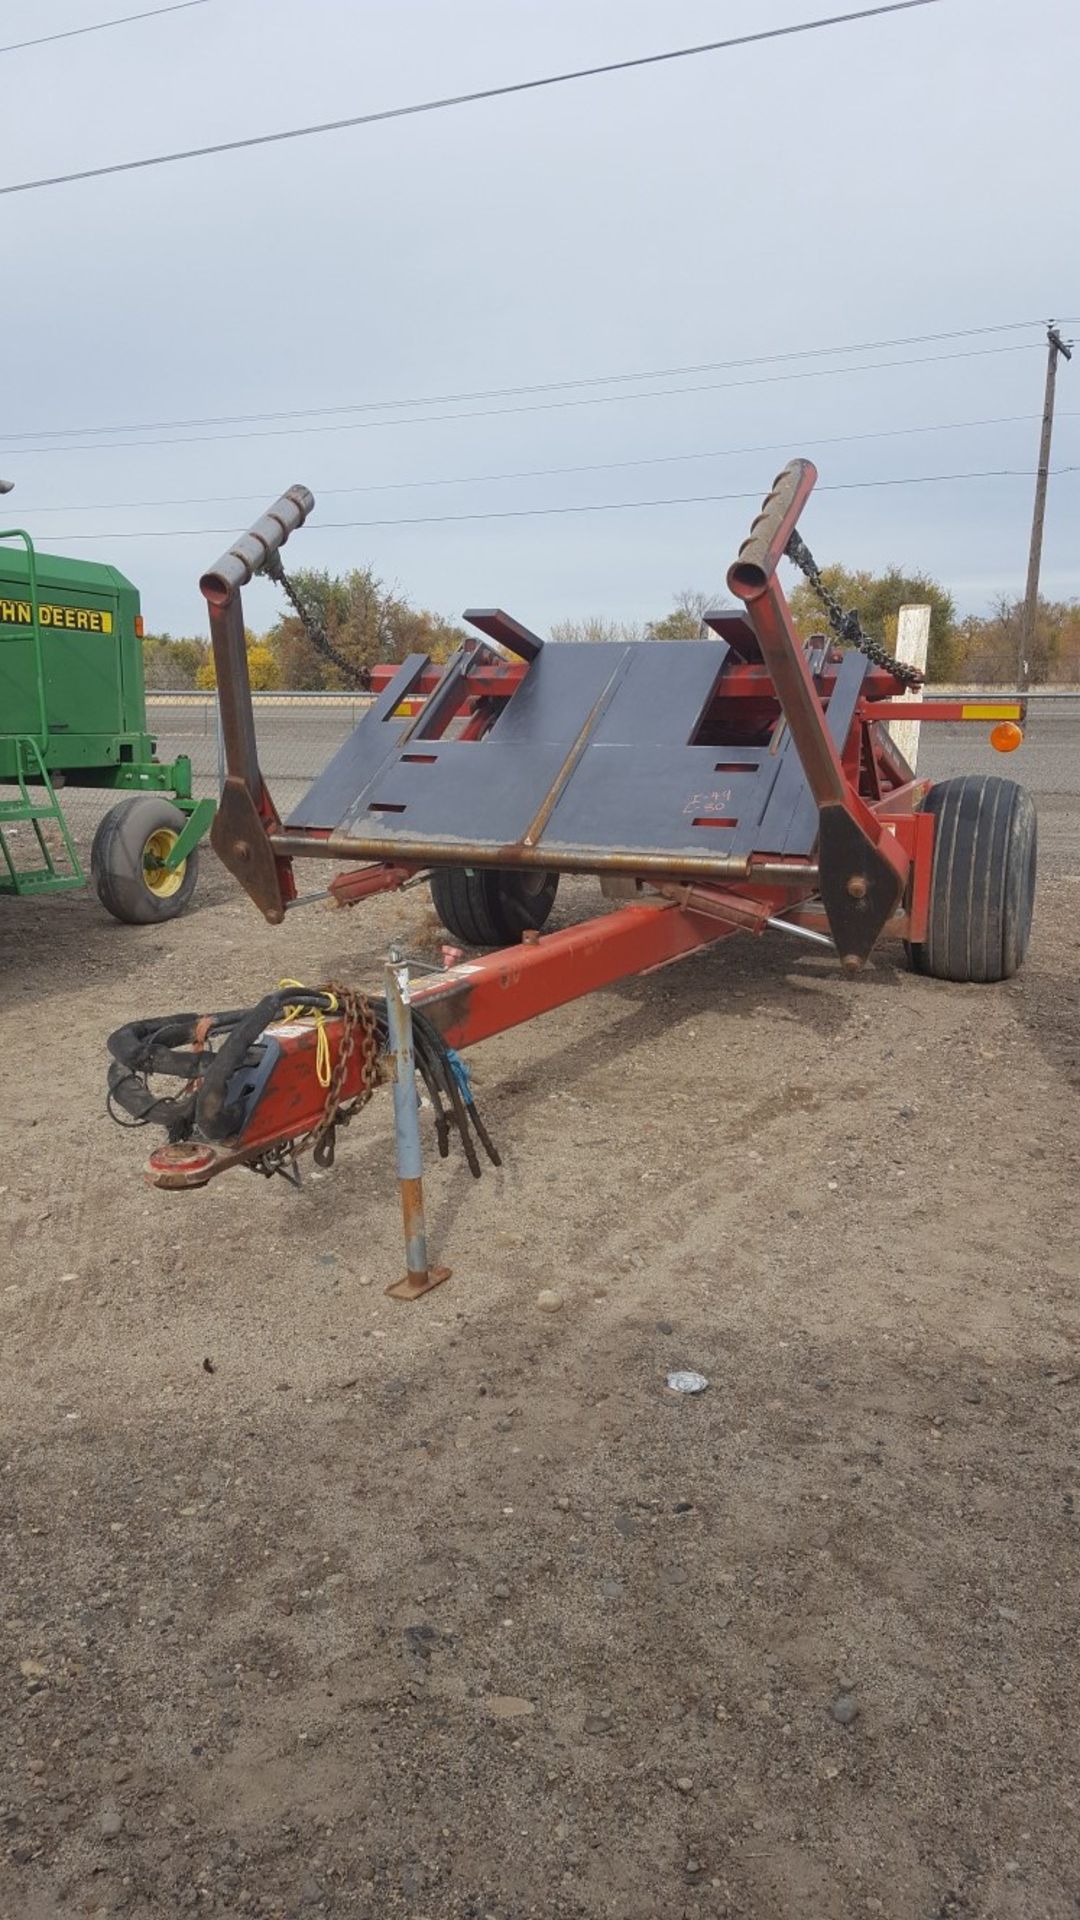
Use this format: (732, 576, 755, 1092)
(2, 713, 1079, 1920)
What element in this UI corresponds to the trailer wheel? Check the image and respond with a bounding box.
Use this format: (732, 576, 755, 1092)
(430, 866, 558, 946)
(907, 774, 1036, 982)
(91, 796, 200, 925)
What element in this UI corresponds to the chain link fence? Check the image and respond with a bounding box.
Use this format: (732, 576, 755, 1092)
(54, 691, 375, 857)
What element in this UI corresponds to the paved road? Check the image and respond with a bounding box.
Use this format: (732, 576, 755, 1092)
(918, 700, 1079, 874)
(58, 693, 1078, 877)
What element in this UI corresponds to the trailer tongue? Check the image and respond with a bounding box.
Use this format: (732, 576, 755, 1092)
(106, 460, 1036, 1293)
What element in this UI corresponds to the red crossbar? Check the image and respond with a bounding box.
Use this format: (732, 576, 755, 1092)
(413, 898, 735, 1048)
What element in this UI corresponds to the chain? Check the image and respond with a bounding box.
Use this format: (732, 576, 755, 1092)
(262, 551, 370, 690)
(299, 984, 381, 1164)
(783, 529, 925, 690)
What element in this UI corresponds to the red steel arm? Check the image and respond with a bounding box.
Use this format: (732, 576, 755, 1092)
(727, 461, 909, 968)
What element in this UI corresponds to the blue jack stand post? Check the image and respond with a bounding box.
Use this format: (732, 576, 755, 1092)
(383, 945, 452, 1301)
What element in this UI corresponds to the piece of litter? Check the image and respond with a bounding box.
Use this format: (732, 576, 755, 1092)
(485, 1695, 535, 1719)
(667, 1370, 709, 1395)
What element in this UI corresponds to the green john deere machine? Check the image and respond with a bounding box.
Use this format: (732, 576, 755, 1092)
(0, 514, 214, 922)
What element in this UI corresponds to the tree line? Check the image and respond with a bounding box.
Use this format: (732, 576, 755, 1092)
(141, 566, 468, 692)
(142, 562, 1080, 689)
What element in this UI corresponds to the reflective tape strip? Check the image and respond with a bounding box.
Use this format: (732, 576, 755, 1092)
(961, 702, 1023, 721)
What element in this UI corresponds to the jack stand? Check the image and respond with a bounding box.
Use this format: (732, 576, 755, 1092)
(383, 945, 452, 1301)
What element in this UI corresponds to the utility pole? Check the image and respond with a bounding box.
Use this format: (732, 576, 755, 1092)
(1018, 322, 1072, 687)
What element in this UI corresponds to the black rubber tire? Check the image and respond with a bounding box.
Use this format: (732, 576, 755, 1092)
(907, 774, 1036, 983)
(91, 795, 200, 925)
(430, 866, 559, 946)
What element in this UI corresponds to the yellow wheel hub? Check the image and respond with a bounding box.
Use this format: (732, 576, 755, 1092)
(142, 827, 185, 899)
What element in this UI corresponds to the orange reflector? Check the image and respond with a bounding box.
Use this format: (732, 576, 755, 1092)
(990, 721, 1023, 753)
(134, 614, 145, 637)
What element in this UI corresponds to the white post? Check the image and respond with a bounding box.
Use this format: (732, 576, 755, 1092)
(888, 603, 930, 771)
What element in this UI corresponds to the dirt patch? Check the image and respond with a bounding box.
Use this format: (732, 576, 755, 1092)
(2, 851, 1079, 1919)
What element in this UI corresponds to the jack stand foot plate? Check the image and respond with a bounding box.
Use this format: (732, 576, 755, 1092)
(386, 1265, 452, 1302)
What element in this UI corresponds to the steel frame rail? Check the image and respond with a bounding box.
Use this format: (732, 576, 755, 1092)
(146, 892, 787, 1190)
(122, 461, 1034, 1282)
(198, 463, 1017, 967)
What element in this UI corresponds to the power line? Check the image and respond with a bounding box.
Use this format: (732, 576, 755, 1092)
(0, 342, 1039, 458)
(1, 316, 1047, 443)
(36, 465, 1079, 542)
(0, 0, 945, 197)
(0, 0, 212, 57)
(18, 410, 1080, 517)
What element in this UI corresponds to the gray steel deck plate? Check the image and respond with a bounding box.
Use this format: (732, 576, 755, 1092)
(285, 635, 864, 866)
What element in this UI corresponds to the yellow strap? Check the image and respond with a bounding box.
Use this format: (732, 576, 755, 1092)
(278, 979, 337, 1089)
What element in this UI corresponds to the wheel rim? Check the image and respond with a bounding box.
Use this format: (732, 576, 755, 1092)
(142, 827, 185, 898)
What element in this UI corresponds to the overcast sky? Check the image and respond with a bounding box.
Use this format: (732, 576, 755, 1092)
(1, 0, 1077, 640)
